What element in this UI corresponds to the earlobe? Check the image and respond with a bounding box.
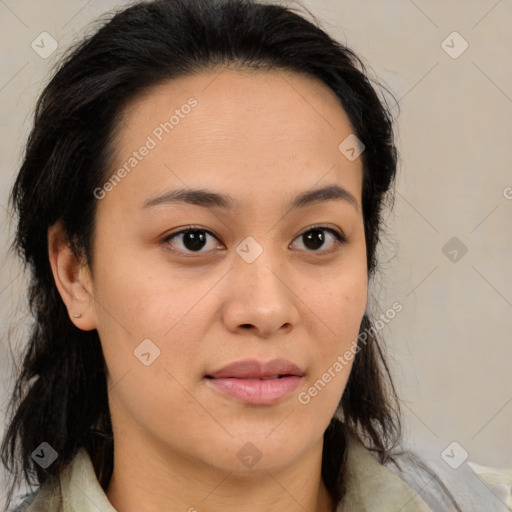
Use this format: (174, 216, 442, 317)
(48, 222, 97, 331)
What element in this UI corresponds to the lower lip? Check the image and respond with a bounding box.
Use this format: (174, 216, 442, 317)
(205, 376, 303, 405)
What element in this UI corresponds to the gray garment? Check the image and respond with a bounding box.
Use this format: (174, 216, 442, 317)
(385, 447, 510, 512)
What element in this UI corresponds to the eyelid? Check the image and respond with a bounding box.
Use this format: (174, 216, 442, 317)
(297, 223, 346, 242)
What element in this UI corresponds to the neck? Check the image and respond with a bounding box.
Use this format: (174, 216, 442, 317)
(105, 435, 335, 512)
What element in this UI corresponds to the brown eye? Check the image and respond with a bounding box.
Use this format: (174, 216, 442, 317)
(164, 227, 222, 254)
(291, 226, 346, 253)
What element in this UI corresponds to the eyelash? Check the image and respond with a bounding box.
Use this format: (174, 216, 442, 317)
(162, 224, 347, 256)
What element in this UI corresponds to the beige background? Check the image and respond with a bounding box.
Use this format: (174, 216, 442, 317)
(1, 0, 511, 501)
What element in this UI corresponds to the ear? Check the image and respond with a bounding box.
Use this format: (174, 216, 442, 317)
(48, 221, 97, 331)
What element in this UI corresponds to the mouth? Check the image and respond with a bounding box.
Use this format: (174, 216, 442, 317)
(204, 358, 305, 405)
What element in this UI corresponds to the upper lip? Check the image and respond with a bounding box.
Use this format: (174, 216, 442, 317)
(206, 358, 305, 379)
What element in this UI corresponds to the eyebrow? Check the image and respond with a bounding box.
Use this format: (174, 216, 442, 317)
(142, 184, 359, 213)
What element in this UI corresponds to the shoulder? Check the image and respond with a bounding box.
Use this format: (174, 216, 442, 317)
(385, 448, 510, 512)
(7, 491, 36, 512)
(7, 481, 62, 512)
(7, 448, 110, 512)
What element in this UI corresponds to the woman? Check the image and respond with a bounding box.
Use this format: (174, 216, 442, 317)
(1, 0, 504, 511)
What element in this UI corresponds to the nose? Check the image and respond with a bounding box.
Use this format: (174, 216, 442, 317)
(221, 246, 300, 338)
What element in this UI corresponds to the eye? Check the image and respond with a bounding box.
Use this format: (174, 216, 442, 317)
(163, 224, 346, 256)
(163, 226, 223, 254)
(291, 225, 346, 253)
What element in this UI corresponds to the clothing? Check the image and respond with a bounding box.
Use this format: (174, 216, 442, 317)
(11, 434, 508, 512)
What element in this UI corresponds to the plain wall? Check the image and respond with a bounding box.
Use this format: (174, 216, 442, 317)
(1, 0, 511, 502)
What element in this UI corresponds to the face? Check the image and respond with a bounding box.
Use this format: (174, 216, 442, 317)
(86, 67, 367, 474)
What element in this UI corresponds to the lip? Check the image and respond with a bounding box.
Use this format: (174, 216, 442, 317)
(206, 358, 305, 379)
(204, 358, 305, 405)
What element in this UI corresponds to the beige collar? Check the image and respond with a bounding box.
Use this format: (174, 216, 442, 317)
(337, 433, 432, 511)
(26, 434, 431, 511)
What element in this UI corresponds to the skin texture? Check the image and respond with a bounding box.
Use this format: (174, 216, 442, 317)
(48, 67, 368, 512)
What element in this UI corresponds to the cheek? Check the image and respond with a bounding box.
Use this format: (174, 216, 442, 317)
(314, 284, 365, 380)
(301, 257, 367, 401)
(90, 246, 213, 390)
(90, 244, 187, 339)
(311, 263, 367, 338)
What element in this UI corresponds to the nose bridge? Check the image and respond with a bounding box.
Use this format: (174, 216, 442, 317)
(223, 234, 299, 334)
(234, 234, 285, 295)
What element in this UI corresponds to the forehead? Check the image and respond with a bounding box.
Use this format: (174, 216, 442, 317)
(105, 67, 363, 212)
(117, 66, 356, 143)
